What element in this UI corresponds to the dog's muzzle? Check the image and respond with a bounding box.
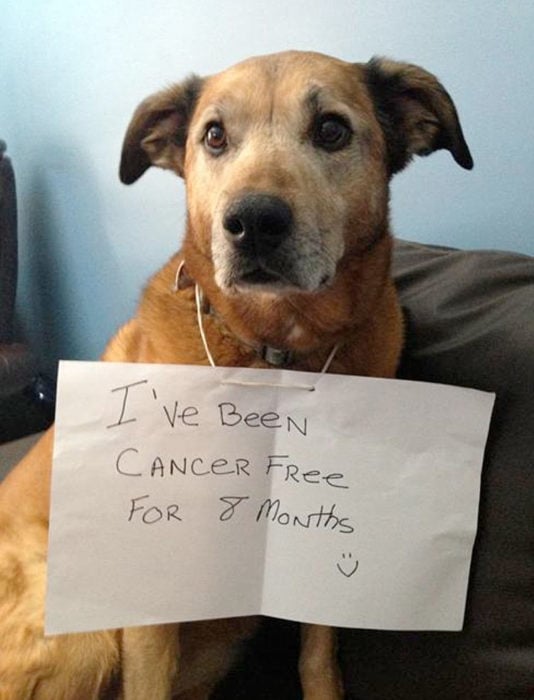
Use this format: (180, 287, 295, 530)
(224, 193, 292, 249)
(222, 193, 294, 287)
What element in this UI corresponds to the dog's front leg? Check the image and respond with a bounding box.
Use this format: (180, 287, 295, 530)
(299, 624, 343, 700)
(121, 623, 180, 700)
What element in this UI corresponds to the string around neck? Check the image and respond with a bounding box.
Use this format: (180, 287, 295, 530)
(193, 282, 338, 391)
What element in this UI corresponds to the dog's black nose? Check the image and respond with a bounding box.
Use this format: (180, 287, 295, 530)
(223, 194, 293, 249)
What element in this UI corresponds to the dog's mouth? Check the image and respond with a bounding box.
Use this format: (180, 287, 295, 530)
(214, 235, 337, 295)
(239, 266, 284, 287)
(230, 262, 333, 295)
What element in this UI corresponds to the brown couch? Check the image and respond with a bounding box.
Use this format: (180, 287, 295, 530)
(215, 240, 534, 699)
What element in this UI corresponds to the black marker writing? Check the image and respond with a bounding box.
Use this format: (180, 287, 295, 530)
(265, 455, 348, 489)
(256, 499, 354, 534)
(107, 379, 148, 428)
(162, 402, 200, 428)
(337, 552, 359, 578)
(127, 494, 182, 524)
(116, 454, 251, 478)
(218, 402, 308, 436)
(219, 496, 250, 521)
(116, 447, 141, 477)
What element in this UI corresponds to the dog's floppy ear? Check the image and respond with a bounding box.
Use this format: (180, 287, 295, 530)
(119, 76, 203, 184)
(364, 57, 473, 175)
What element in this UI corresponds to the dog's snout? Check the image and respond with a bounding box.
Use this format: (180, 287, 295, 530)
(223, 194, 293, 248)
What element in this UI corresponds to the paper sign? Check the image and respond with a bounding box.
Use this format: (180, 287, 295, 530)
(46, 361, 494, 635)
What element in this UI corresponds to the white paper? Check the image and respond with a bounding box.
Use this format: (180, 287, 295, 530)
(45, 361, 495, 635)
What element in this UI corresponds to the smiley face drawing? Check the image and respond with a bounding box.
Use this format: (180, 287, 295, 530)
(336, 552, 359, 578)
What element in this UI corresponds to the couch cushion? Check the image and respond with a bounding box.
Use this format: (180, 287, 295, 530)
(339, 240, 534, 699)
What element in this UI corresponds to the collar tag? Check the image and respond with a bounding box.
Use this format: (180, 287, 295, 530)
(261, 346, 294, 367)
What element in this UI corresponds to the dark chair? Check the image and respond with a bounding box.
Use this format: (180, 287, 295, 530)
(0, 141, 54, 442)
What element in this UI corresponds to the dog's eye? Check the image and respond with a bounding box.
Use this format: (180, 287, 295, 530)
(204, 123, 227, 154)
(313, 115, 352, 152)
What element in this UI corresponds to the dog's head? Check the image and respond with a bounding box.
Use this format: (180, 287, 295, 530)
(120, 51, 472, 296)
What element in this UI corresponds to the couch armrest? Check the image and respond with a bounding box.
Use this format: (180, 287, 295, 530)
(339, 240, 534, 699)
(0, 140, 17, 344)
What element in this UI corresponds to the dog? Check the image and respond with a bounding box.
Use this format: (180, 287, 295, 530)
(0, 50, 472, 699)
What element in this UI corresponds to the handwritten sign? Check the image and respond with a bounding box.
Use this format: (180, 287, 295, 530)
(45, 361, 495, 635)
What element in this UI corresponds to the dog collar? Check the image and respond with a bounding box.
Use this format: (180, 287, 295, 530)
(174, 262, 295, 367)
(198, 286, 295, 367)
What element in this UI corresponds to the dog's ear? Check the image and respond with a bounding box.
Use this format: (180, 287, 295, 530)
(364, 57, 473, 175)
(119, 76, 203, 184)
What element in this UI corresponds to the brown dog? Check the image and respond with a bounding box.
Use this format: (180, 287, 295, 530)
(0, 50, 472, 699)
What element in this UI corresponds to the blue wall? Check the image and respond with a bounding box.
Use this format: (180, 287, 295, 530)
(1, 1, 533, 373)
